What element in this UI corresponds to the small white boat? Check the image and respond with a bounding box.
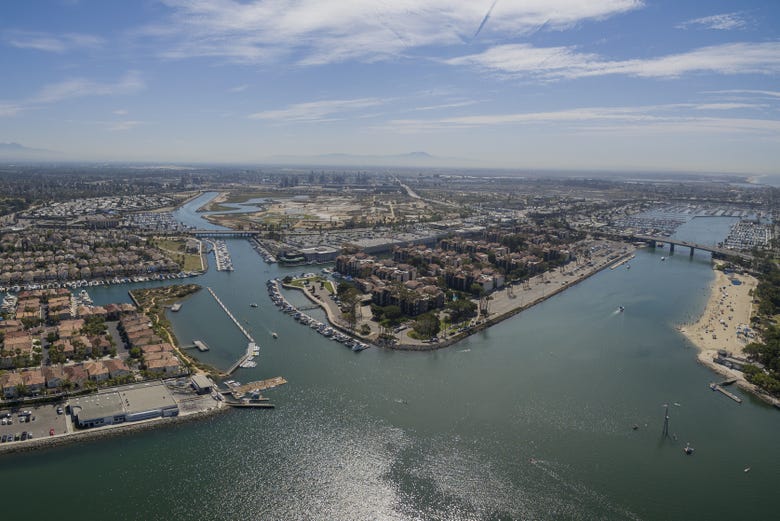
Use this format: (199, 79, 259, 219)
(271, 332, 278, 339)
(661, 256, 666, 261)
(744, 467, 751, 473)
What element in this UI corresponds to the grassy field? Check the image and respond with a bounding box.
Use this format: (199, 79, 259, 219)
(155, 238, 203, 272)
(224, 191, 275, 203)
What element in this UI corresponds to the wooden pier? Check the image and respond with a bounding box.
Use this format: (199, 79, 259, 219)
(710, 383, 743, 404)
(230, 377, 287, 396)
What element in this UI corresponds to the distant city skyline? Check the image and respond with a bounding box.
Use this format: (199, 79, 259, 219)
(2, 0, 780, 173)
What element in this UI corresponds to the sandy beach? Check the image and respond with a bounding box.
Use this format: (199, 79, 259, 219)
(679, 267, 757, 357)
(677, 266, 780, 405)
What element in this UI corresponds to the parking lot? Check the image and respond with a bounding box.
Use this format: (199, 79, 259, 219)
(0, 403, 68, 445)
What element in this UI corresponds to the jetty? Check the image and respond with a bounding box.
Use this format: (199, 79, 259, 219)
(710, 382, 743, 404)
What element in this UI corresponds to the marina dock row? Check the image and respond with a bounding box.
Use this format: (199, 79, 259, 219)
(266, 279, 370, 351)
(212, 239, 234, 271)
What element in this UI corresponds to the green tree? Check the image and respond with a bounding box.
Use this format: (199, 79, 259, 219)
(447, 299, 477, 324)
(413, 312, 440, 340)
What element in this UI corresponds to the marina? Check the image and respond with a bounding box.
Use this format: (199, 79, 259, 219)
(266, 278, 370, 351)
(212, 239, 234, 271)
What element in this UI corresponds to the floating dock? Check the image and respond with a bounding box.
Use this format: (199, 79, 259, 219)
(193, 340, 210, 352)
(610, 254, 635, 270)
(207, 286, 262, 375)
(207, 287, 255, 343)
(226, 402, 275, 409)
(710, 383, 743, 404)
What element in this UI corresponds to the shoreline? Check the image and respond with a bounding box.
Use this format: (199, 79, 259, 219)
(678, 266, 780, 408)
(286, 243, 638, 351)
(0, 404, 228, 457)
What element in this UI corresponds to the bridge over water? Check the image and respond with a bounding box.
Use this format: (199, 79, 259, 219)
(630, 235, 753, 260)
(190, 229, 259, 238)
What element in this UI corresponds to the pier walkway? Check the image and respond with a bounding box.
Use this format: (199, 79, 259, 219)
(710, 382, 743, 404)
(207, 287, 255, 343)
(207, 287, 260, 375)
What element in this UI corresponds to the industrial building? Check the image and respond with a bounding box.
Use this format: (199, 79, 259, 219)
(70, 381, 179, 428)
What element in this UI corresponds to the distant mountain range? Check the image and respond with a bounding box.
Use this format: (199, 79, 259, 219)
(267, 151, 472, 167)
(0, 142, 60, 160)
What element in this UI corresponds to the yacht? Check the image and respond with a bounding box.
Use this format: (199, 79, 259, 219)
(250, 303, 258, 308)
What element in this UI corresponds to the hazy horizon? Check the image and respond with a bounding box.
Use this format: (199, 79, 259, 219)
(2, 1, 780, 174)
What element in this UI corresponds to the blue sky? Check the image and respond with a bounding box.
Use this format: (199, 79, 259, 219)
(1, 0, 780, 173)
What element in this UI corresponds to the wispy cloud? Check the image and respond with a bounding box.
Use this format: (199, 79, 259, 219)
(249, 97, 388, 122)
(228, 84, 249, 93)
(0, 72, 145, 118)
(109, 120, 144, 131)
(113, 109, 129, 116)
(383, 102, 778, 137)
(446, 41, 780, 80)
(4, 30, 104, 53)
(676, 12, 749, 31)
(31, 71, 145, 104)
(410, 100, 483, 112)
(705, 89, 780, 99)
(0, 103, 23, 117)
(145, 0, 642, 65)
